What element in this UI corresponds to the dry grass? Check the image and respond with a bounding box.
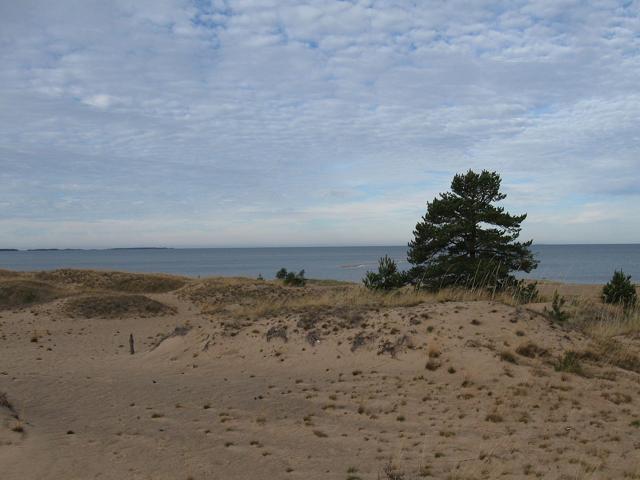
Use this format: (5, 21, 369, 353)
(515, 341, 549, 358)
(35, 269, 187, 293)
(552, 297, 640, 374)
(0, 269, 189, 314)
(197, 282, 526, 320)
(0, 280, 62, 310)
(226, 287, 428, 318)
(567, 298, 640, 336)
(64, 294, 176, 319)
(580, 338, 640, 374)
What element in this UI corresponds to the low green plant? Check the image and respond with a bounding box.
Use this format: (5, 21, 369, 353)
(274, 267, 306, 287)
(602, 270, 637, 309)
(547, 290, 569, 322)
(283, 269, 306, 287)
(363, 255, 407, 291)
(510, 280, 539, 304)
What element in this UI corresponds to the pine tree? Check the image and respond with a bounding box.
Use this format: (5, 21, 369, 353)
(363, 255, 406, 290)
(602, 270, 637, 309)
(407, 170, 537, 290)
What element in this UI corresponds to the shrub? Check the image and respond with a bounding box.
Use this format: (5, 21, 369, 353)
(602, 270, 637, 309)
(547, 290, 569, 322)
(555, 351, 584, 375)
(363, 255, 406, 290)
(509, 280, 539, 304)
(283, 270, 306, 287)
(275, 268, 306, 286)
(499, 350, 517, 364)
(515, 341, 548, 358)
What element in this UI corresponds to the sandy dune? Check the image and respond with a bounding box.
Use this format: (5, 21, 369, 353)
(1, 271, 639, 479)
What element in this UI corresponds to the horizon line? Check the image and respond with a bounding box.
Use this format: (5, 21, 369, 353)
(2, 242, 640, 251)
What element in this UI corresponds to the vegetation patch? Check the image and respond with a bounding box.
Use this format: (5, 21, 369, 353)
(0, 280, 62, 310)
(35, 269, 186, 293)
(499, 350, 518, 364)
(516, 341, 549, 358)
(266, 325, 288, 342)
(555, 351, 585, 375)
(65, 294, 176, 318)
(547, 290, 570, 322)
(581, 338, 640, 373)
(276, 268, 307, 287)
(602, 270, 637, 309)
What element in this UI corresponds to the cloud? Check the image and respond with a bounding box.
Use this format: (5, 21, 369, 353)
(82, 94, 118, 108)
(0, 0, 638, 247)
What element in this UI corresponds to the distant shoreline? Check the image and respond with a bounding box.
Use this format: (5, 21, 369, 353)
(1, 243, 639, 252)
(0, 247, 175, 252)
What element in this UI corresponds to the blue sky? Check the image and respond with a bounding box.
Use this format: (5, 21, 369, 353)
(1, 0, 639, 248)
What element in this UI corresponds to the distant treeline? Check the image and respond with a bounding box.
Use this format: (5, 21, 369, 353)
(0, 247, 173, 252)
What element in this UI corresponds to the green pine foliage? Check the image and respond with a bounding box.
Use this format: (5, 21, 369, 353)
(363, 255, 407, 290)
(508, 279, 539, 304)
(277, 269, 306, 287)
(602, 270, 637, 308)
(547, 290, 569, 322)
(407, 170, 537, 290)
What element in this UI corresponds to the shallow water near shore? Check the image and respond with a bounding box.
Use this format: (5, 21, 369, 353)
(1, 244, 638, 284)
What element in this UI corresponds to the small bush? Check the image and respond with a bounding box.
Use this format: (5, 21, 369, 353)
(500, 350, 518, 364)
(284, 270, 306, 287)
(515, 341, 548, 358)
(266, 325, 288, 342)
(363, 255, 406, 291)
(547, 290, 569, 322)
(511, 280, 539, 303)
(602, 270, 637, 309)
(382, 461, 405, 480)
(555, 351, 584, 375)
(275, 268, 306, 286)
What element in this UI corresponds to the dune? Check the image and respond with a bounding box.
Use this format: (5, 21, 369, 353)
(0, 280, 63, 310)
(0, 270, 639, 479)
(64, 294, 176, 319)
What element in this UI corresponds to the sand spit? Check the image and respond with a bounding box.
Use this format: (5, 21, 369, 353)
(0, 270, 639, 479)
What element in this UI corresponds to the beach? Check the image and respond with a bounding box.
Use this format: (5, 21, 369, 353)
(1, 269, 639, 479)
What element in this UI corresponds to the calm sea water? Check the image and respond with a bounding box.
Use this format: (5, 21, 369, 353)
(0, 245, 638, 284)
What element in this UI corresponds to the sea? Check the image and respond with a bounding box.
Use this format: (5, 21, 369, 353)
(1, 244, 639, 285)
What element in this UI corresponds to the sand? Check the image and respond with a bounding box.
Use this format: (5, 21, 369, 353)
(1, 271, 639, 479)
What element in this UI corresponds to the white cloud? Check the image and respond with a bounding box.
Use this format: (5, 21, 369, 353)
(0, 0, 639, 247)
(82, 94, 117, 108)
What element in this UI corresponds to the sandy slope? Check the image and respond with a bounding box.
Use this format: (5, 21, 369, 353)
(1, 274, 639, 479)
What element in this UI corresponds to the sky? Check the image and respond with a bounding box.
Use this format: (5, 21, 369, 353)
(0, 0, 639, 249)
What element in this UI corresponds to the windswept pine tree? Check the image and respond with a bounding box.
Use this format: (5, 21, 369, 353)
(408, 170, 537, 290)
